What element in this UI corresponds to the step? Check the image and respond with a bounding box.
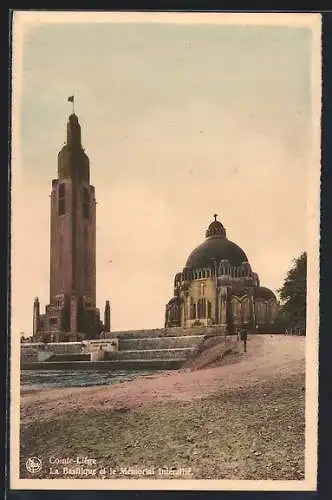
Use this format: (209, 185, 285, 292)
(118, 335, 205, 351)
(21, 353, 38, 363)
(50, 353, 91, 362)
(20, 359, 185, 371)
(106, 347, 196, 361)
(106, 327, 223, 340)
(98, 359, 186, 370)
(38, 351, 54, 362)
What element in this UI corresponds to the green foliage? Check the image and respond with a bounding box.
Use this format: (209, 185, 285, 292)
(277, 252, 307, 332)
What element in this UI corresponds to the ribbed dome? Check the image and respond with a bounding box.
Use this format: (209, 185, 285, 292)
(254, 286, 276, 301)
(206, 217, 226, 238)
(186, 215, 248, 269)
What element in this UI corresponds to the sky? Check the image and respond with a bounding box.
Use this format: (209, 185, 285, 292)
(12, 13, 321, 335)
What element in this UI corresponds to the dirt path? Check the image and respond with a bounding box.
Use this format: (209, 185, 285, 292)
(20, 335, 305, 425)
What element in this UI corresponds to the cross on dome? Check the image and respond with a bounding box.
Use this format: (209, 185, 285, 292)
(205, 213, 226, 239)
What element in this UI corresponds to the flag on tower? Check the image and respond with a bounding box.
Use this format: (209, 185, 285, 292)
(68, 96, 74, 102)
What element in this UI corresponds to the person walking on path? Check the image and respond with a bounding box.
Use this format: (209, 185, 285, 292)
(240, 328, 248, 352)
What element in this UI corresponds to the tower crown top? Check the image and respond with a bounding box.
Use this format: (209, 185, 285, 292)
(67, 113, 82, 148)
(57, 111, 90, 182)
(69, 113, 78, 122)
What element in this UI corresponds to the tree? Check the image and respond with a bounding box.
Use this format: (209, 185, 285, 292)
(277, 252, 307, 333)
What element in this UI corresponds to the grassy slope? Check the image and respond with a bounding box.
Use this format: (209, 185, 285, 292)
(20, 372, 305, 480)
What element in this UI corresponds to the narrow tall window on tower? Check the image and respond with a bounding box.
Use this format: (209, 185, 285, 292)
(82, 187, 90, 219)
(58, 183, 66, 215)
(59, 233, 63, 269)
(85, 226, 88, 286)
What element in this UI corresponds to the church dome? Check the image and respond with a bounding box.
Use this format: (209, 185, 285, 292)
(185, 215, 248, 269)
(205, 218, 226, 238)
(254, 286, 276, 301)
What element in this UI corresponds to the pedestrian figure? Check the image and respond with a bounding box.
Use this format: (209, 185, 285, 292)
(240, 328, 248, 352)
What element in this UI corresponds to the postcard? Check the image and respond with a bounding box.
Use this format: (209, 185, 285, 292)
(10, 11, 321, 491)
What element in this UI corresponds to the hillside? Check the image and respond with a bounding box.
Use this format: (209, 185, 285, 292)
(20, 335, 306, 480)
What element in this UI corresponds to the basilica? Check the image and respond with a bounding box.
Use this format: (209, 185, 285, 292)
(165, 215, 278, 332)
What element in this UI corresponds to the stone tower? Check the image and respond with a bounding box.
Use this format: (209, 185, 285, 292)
(32, 297, 40, 337)
(33, 111, 108, 342)
(104, 300, 111, 333)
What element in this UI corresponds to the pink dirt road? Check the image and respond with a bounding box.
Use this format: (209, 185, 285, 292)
(20, 335, 305, 424)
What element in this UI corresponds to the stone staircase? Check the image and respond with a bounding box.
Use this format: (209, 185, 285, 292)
(102, 328, 218, 369)
(21, 326, 225, 371)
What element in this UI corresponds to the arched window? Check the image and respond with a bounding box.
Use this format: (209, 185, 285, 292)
(207, 301, 212, 319)
(197, 298, 206, 318)
(242, 297, 250, 322)
(267, 300, 277, 320)
(255, 300, 267, 322)
(231, 297, 241, 320)
(190, 302, 196, 319)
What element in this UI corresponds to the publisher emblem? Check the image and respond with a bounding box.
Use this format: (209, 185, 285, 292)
(26, 457, 42, 474)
